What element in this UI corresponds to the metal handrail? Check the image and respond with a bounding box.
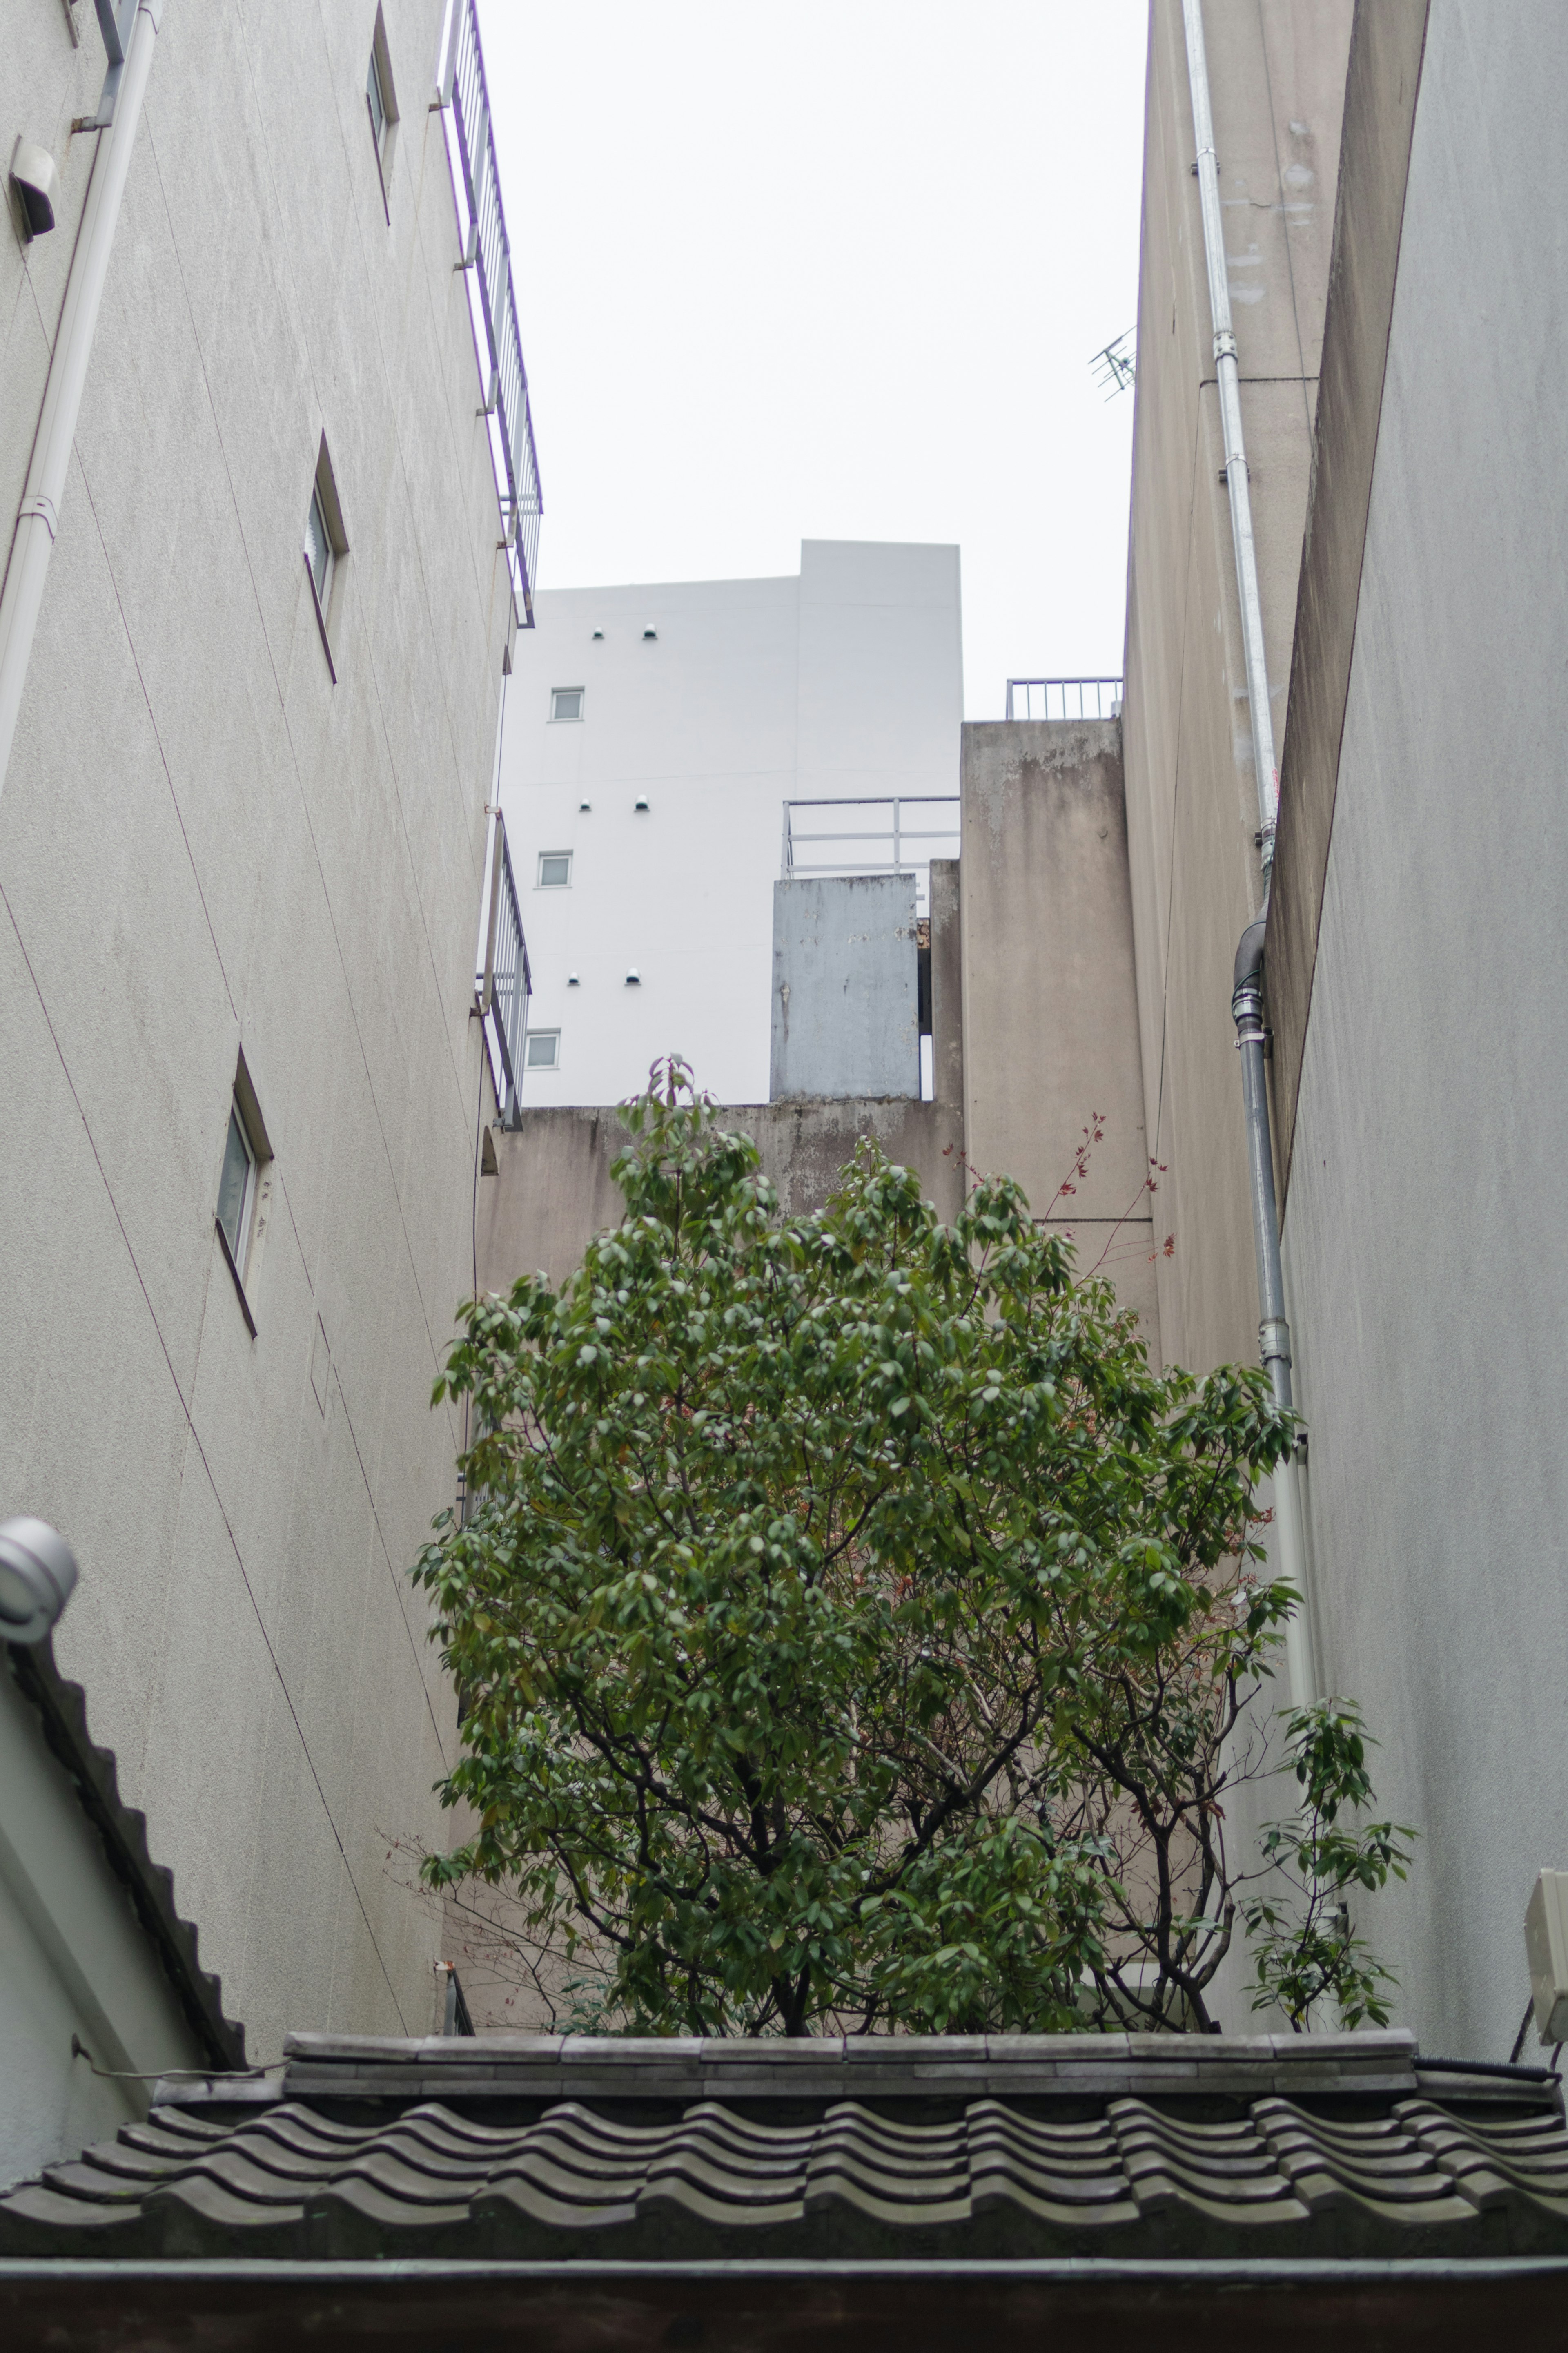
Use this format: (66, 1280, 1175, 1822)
(781, 795, 960, 915)
(478, 814, 531, 1126)
(436, 0, 543, 627)
(1005, 677, 1124, 722)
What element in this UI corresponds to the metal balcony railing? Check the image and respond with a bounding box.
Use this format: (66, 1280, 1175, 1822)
(478, 815, 531, 1126)
(781, 796, 960, 917)
(436, 0, 543, 627)
(1005, 677, 1124, 722)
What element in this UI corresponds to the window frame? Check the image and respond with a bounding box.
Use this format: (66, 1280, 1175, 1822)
(537, 851, 573, 890)
(216, 1102, 256, 1272)
(524, 1029, 562, 1073)
(550, 687, 585, 723)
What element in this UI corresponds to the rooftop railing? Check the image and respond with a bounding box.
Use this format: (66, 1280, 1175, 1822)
(1005, 677, 1124, 722)
(782, 796, 960, 917)
(436, 0, 543, 627)
(478, 815, 531, 1127)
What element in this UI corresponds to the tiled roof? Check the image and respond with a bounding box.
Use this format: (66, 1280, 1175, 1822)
(4, 2031, 1568, 2262)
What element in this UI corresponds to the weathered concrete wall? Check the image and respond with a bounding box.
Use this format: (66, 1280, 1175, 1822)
(478, 1096, 963, 1298)
(959, 721, 1158, 1347)
(770, 874, 920, 1102)
(1120, 0, 1354, 1377)
(0, 2, 512, 2071)
(1267, 0, 1568, 2061)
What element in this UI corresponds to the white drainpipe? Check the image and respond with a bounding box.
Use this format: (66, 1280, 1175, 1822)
(0, 0, 164, 806)
(1181, 0, 1316, 1708)
(1181, 0, 1280, 880)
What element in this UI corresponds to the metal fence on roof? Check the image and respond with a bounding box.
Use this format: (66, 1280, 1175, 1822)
(1004, 677, 1124, 721)
(437, 0, 543, 627)
(781, 796, 960, 917)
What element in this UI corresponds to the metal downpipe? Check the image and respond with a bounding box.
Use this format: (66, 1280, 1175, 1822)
(1181, 0, 1314, 1703)
(0, 0, 164, 806)
(1181, 0, 1280, 881)
(1233, 921, 1316, 1709)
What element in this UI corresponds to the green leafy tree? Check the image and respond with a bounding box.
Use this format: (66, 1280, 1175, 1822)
(1241, 1703, 1415, 2030)
(416, 1061, 1411, 2036)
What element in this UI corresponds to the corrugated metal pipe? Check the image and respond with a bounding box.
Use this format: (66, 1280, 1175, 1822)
(1181, 0, 1280, 882)
(1232, 921, 1316, 1709)
(0, 0, 164, 805)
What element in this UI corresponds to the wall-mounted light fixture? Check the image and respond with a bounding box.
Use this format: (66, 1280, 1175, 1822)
(579, 799, 591, 812)
(568, 972, 580, 987)
(641, 627, 657, 641)
(9, 139, 59, 239)
(591, 629, 604, 640)
(634, 796, 649, 812)
(0, 1518, 78, 1645)
(625, 970, 641, 986)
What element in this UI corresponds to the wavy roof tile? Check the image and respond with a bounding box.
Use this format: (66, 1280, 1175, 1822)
(4, 2030, 1568, 2264)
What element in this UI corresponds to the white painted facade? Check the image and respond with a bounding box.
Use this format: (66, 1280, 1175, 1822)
(497, 541, 963, 1107)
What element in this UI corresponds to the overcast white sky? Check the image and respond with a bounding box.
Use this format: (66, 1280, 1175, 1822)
(475, 3, 1148, 720)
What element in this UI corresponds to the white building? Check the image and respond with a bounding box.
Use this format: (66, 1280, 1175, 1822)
(497, 540, 963, 1107)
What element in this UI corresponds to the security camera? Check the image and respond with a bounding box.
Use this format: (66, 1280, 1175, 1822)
(0, 1519, 78, 1644)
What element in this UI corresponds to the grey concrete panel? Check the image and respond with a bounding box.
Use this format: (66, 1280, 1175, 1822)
(0, 0, 504, 2116)
(770, 874, 920, 1103)
(1264, 0, 1568, 2061)
(1265, 0, 1430, 1195)
(959, 721, 1158, 1350)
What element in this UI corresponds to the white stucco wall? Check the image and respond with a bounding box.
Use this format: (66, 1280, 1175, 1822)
(497, 541, 962, 1106)
(1278, 1, 1568, 2059)
(0, 2, 514, 2069)
(0, 1658, 208, 2192)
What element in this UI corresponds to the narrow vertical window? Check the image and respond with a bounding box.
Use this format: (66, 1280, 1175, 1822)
(365, 10, 399, 221)
(214, 1056, 274, 1335)
(304, 485, 334, 616)
(367, 49, 388, 156)
(302, 441, 347, 679)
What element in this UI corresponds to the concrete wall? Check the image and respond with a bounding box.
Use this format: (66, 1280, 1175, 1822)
(478, 1097, 963, 1300)
(1265, 0, 1568, 2060)
(770, 874, 920, 1103)
(959, 721, 1158, 1347)
(495, 541, 963, 1108)
(1120, 0, 1353, 1377)
(0, 2, 514, 2070)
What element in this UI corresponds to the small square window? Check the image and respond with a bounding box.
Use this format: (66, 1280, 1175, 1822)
(526, 1030, 561, 1070)
(550, 688, 584, 722)
(537, 852, 572, 888)
(216, 1101, 256, 1266)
